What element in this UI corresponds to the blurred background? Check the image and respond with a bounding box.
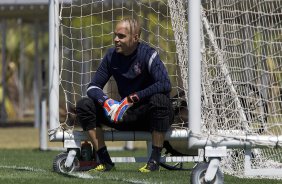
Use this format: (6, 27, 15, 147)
(0, 1, 51, 149)
(0, 0, 151, 150)
(0, 1, 50, 125)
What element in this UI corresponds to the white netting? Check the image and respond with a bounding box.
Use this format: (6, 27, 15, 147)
(59, 0, 188, 127)
(59, 0, 282, 178)
(201, 0, 282, 178)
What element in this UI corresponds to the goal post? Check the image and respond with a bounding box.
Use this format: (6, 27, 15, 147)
(187, 0, 201, 135)
(48, 0, 60, 131)
(48, 0, 282, 178)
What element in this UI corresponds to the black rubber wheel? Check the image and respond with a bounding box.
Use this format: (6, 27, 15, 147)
(53, 152, 80, 173)
(190, 162, 224, 184)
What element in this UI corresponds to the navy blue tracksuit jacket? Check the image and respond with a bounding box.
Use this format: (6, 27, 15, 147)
(87, 42, 171, 104)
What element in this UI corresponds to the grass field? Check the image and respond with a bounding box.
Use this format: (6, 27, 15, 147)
(1, 127, 282, 183)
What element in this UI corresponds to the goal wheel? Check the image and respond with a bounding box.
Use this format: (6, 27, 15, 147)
(53, 152, 80, 173)
(190, 162, 224, 184)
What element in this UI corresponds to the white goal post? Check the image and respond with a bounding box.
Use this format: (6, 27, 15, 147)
(48, 0, 282, 178)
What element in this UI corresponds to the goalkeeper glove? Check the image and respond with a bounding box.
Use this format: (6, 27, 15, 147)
(103, 93, 139, 123)
(112, 97, 133, 123)
(113, 93, 140, 122)
(109, 93, 140, 123)
(103, 98, 133, 123)
(103, 98, 120, 122)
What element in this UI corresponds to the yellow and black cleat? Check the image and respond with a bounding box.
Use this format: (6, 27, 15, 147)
(88, 163, 116, 172)
(139, 160, 160, 172)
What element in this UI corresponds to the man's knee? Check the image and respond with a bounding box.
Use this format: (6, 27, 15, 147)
(149, 94, 170, 107)
(149, 94, 174, 132)
(76, 98, 95, 114)
(76, 98, 97, 131)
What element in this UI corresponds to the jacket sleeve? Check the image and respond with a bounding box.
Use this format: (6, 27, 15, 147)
(87, 53, 112, 105)
(136, 51, 171, 99)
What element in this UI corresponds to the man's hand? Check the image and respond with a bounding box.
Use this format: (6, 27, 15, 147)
(103, 98, 133, 123)
(109, 93, 139, 123)
(103, 98, 120, 122)
(112, 97, 133, 123)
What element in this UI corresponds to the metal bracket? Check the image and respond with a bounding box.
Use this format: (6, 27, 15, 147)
(205, 146, 227, 157)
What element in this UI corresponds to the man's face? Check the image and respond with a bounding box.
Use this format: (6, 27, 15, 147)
(114, 22, 138, 56)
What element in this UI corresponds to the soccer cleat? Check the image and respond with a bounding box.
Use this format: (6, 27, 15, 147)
(88, 163, 115, 172)
(139, 160, 160, 172)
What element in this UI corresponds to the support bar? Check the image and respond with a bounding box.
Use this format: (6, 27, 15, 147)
(49, 128, 282, 149)
(49, 129, 190, 142)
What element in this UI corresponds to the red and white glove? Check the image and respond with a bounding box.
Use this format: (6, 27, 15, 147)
(103, 98, 133, 123)
(111, 93, 140, 122)
(103, 98, 120, 123)
(103, 94, 139, 123)
(113, 97, 133, 123)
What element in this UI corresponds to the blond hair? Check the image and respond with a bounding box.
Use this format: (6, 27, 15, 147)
(118, 18, 141, 37)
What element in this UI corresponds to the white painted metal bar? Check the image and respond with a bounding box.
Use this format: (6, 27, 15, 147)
(48, 0, 60, 130)
(111, 156, 203, 163)
(0, 0, 49, 5)
(187, 0, 201, 147)
(40, 59, 48, 150)
(40, 99, 48, 150)
(33, 20, 40, 128)
(49, 128, 282, 149)
(49, 129, 190, 142)
(59, 130, 282, 150)
(244, 149, 282, 176)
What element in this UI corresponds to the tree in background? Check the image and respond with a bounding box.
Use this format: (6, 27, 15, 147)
(0, 19, 49, 121)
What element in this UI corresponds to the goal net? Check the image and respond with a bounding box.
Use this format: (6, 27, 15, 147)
(58, 0, 282, 178)
(201, 0, 282, 177)
(59, 0, 189, 127)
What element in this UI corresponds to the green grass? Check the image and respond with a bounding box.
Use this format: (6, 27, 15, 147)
(1, 149, 282, 184)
